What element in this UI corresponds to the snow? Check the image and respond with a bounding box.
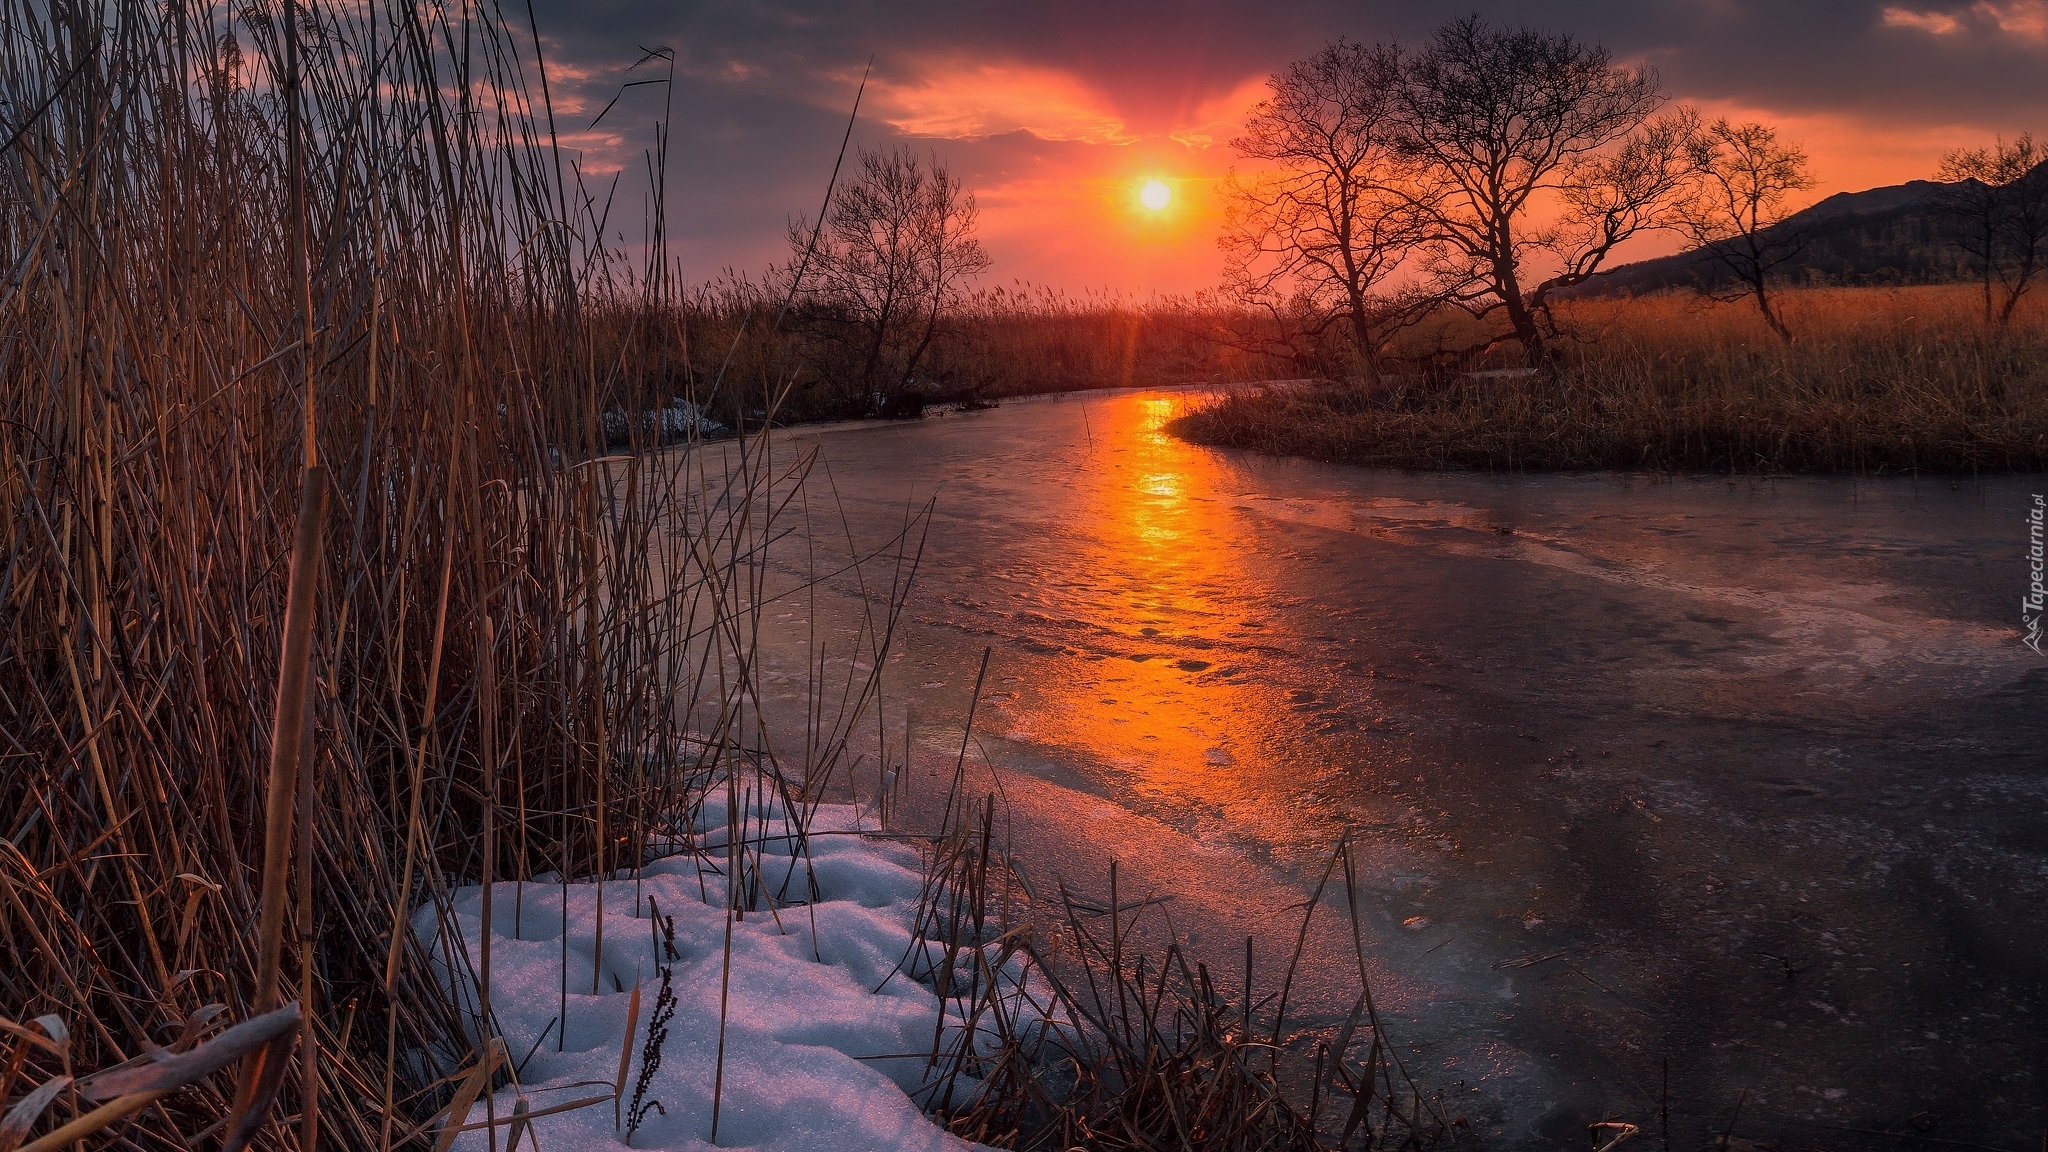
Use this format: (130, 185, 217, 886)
(413, 794, 985, 1152)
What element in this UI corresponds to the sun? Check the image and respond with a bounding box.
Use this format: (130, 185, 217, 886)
(1139, 179, 1171, 211)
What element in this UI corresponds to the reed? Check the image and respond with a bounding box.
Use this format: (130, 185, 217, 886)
(0, 0, 915, 1147)
(921, 287, 1277, 402)
(895, 760, 1450, 1151)
(1172, 285, 2048, 473)
(675, 279, 1285, 421)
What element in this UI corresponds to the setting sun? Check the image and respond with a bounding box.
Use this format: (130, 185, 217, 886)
(1139, 179, 1171, 211)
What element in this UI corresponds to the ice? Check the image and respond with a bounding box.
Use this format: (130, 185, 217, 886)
(412, 800, 983, 1152)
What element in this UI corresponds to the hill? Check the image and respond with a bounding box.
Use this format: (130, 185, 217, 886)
(1574, 177, 1980, 296)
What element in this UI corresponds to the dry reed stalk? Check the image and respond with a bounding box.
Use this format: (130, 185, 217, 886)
(891, 752, 1450, 1151)
(1, 0, 919, 1148)
(223, 463, 325, 1152)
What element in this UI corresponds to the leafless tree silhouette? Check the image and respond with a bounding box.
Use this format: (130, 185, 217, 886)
(1397, 16, 1690, 363)
(1937, 133, 2048, 332)
(790, 146, 991, 406)
(1674, 117, 1817, 343)
(1219, 39, 1436, 384)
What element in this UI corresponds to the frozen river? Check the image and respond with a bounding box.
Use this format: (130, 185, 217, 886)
(742, 387, 2046, 1149)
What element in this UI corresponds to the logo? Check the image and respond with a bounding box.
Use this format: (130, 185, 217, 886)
(2026, 494, 2045, 656)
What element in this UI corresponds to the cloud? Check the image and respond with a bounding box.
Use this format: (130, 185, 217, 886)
(1882, 5, 1963, 31)
(1167, 77, 1271, 152)
(1881, 0, 2048, 39)
(518, 0, 2048, 293)
(681, 59, 764, 84)
(553, 130, 630, 174)
(1981, 0, 2048, 36)
(866, 61, 1137, 144)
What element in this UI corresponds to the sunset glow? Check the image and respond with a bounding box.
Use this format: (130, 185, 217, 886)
(597, 4, 2048, 294)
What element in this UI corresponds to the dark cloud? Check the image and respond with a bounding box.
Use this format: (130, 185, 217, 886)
(524, 0, 2048, 289)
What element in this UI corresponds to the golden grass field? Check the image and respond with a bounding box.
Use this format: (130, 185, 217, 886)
(1173, 285, 2048, 473)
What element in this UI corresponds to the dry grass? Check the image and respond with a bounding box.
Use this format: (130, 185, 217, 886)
(677, 281, 1284, 421)
(0, 0, 913, 1148)
(0, 2, 1433, 1149)
(896, 742, 1451, 1152)
(1173, 286, 2048, 473)
(925, 288, 1279, 401)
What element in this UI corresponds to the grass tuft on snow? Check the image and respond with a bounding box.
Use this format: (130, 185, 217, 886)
(418, 797, 984, 1152)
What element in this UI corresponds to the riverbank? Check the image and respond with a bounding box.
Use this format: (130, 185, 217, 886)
(1170, 287, 2048, 473)
(758, 393, 2048, 1150)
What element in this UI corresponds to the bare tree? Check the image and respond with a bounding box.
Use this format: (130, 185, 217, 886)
(1674, 118, 1817, 343)
(1398, 16, 1691, 363)
(1937, 133, 2048, 332)
(791, 146, 991, 406)
(1219, 39, 1433, 384)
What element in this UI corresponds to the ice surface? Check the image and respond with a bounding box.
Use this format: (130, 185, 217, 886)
(749, 389, 2048, 1148)
(413, 799, 984, 1152)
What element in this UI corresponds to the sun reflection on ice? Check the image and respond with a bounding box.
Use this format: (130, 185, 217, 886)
(1005, 391, 1335, 835)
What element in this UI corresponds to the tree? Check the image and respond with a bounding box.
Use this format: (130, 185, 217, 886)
(1219, 39, 1433, 384)
(790, 146, 991, 406)
(1397, 16, 1691, 363)
(1936, 133, 2048, 332)
(1674, 118, 1817, 343)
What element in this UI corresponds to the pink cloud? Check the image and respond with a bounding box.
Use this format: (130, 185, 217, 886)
(1882, 5, 1963, 33)
(1978, 0, 2048, 37)
(1882, 0, 2048, 40)
(865, 61, 1137, 144)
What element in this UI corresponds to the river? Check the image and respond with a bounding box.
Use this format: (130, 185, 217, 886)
(737, 387, 2046, 1149)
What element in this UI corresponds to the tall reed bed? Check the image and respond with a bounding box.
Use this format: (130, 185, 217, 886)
(0, 1, 901, 1148)
(1174, 285, 2048, 472)
(677, 280, 1287, 420)
(929, 287, 1281, 401)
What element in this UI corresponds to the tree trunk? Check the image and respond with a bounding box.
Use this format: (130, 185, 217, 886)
(1981, 221, 1997, 327)
(1499, 271, 1545, 363)
(1750, 274, 1792, 345)
(1345, 297, 1381, 389)
(901, 288, 942, 392)
(859, 286, 897, 397)
(1491, 229, 1545, 363)
(1996, 247, 2037, 334)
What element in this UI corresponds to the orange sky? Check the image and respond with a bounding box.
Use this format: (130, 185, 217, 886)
(544, 1, 2048, 296)
(865, 68, 1993, 295)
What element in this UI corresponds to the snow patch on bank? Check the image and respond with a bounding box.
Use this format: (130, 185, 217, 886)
(413, 797, 983, 1152)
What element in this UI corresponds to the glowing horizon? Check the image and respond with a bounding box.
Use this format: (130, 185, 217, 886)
(549, 2, 2048, 296)
(880, 68, 2005, 295)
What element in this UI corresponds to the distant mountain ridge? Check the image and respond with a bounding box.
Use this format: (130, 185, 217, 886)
(1572, 174, 1987, 297)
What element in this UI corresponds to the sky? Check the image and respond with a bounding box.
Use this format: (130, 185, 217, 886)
(523, 0, 2048, 296)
